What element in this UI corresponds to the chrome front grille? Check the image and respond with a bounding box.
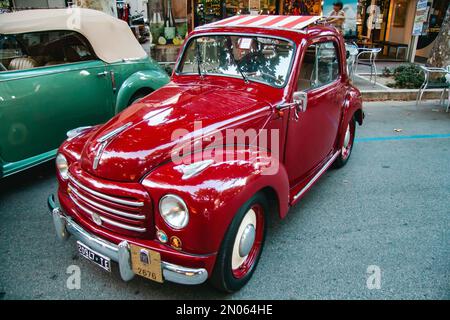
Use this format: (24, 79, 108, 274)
(67, 174, 148, 234)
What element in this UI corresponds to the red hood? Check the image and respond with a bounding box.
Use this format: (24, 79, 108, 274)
(80, 79, 281, 182)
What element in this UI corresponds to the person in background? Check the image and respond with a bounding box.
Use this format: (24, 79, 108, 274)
(286, 0, 309, 15)
(327, 1, 345, 34)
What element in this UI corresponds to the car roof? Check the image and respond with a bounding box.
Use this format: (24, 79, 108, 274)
(0, 8, 146, 63)
(196, 15, 321, 34)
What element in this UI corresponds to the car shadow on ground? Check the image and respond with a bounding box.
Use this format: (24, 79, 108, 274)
(0, 161, 55, 198)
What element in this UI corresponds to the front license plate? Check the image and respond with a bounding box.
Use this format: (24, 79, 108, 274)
(77, 241, 111, 272)
(130, 244, 163, 283)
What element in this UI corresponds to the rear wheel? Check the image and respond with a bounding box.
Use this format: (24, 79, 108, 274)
(210, 192, 268, 292)
(333, 117, 356, 169)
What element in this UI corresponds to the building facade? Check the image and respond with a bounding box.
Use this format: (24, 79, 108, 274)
(2, 0, 448, 62)
(191, 0, 448, 62)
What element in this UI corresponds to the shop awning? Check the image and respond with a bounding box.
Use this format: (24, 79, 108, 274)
(198, 15, 321, 31)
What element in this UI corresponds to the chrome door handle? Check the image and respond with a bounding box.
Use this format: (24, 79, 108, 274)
(294, 103, 300, 120)
(97, 71, 108, 77)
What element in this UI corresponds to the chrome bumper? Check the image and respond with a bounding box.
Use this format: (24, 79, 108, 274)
(48, 195, 208, 285)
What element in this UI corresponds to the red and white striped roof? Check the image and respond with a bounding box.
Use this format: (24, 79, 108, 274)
(198, 15, 320, 31)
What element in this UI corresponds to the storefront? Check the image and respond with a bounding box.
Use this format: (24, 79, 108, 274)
(414, 0, 448, 61)
(193, 1, 359, 40)
(190, 0, 448, 62)
(193, 0, 322, 25)
(354, 0, 448, 61)
(2, 0, 448, 63)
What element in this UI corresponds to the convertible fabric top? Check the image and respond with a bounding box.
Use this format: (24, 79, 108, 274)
(0, 8, 147, 63)
(197, 15, 321, 31)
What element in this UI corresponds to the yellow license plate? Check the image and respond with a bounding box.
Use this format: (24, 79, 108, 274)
(130, 244, 163, 283)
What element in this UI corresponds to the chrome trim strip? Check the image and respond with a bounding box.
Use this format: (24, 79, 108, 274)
(93, 141, 107, 170)
(48, 196, 209, 285)
(66, 126, 93, 140)
(175, 159, 214, 180)
(97, 122, 133, 143)
(93, 122, 133, 170)
(68, 185, 146, 220)
(68, 174, 144, 207)
(292, 151, 340, 202)
(69, 194, 146, 233)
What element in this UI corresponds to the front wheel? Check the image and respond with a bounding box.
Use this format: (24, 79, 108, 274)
(210, 192, 268, 292)
(128, 90, 152, 107)
(333, 117, 356, 169)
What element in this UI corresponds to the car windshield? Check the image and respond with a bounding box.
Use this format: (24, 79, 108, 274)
(177, 35, 295, 88)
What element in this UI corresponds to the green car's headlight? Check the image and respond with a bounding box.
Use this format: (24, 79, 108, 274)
(159, 194, 189, 229)
(56, 153, 69, 180)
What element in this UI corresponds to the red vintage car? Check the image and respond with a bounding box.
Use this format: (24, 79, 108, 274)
(48, 15, 364, 292)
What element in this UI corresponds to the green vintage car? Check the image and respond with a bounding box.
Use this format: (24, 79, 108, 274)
(0, 9, 169, 178)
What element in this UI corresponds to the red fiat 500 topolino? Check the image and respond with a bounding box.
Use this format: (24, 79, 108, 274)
(48, 15, 364, 292)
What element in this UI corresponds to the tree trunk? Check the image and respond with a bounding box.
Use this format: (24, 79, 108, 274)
(427, 4, 450, 67)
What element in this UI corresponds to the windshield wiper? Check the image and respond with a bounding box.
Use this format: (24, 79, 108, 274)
(226, 38, 249, 84)
(195, 40, 204, 78)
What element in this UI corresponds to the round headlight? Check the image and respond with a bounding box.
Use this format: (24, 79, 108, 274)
(159, 195, 189, 229)
(56, 153, 69, 180)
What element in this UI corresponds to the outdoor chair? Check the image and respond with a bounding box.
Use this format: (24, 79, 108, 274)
(345, 42, 359, 78)
(416, 65, 450, 112)
(354, 47, 382, 84)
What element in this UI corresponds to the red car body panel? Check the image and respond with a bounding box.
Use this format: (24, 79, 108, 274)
(55, 24, 363, 276)
(79, 77, 279, 182)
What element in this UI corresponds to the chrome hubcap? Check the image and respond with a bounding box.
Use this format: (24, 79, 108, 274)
(232, 209, 257, 270)
(239, 224, 256, 257)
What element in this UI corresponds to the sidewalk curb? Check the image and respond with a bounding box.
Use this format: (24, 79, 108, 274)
(361, 89, 445, 101)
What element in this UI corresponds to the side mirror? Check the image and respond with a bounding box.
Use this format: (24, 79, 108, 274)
(293, 91, 308, 113)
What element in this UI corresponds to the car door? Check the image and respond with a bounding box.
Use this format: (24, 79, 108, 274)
(284, 38, 345, 186)
(0, 30, 113, 164)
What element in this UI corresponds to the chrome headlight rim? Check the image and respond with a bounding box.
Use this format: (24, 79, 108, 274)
(56, 153, 69, 180)
(159, 194, 189, 230)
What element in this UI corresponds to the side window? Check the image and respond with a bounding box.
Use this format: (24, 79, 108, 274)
(297, 41, 340, 91)
(0, 35, 26, 71)
(0, 30, 96, 72)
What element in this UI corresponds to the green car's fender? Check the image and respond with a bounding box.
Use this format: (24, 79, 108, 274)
(115, 69, 170, 114)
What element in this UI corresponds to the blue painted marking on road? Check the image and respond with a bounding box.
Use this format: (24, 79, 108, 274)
(355, 133, 450, 142)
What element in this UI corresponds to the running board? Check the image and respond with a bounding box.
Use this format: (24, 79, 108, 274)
(291, 151, 340, 203)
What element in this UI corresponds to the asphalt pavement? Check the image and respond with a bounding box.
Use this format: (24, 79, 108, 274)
(0, 100, 449, 299)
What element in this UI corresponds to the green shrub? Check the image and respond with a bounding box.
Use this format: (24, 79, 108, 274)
(391, 64, 424, 89)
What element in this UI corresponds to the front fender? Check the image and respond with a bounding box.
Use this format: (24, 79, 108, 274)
(141, 149, 289, 255)
(115, 69, 170, 114)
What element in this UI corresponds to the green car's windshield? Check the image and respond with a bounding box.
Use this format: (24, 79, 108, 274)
(177, 35, 295, 88)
